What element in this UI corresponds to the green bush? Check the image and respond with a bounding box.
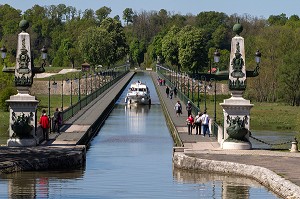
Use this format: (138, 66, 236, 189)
(0, 87, 17, 111)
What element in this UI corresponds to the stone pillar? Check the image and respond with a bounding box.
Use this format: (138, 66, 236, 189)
(220, 22, 253, 150)
(6, 20, 41, 147)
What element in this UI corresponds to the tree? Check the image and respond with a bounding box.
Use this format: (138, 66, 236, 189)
(149, 33, 165, 63)
(162, 26, 180, 71)
(123, 8, 134, 25)
(130, 39, 146, 67)
(95, 6, 111, 24)
(100, 18, 128, 65)
(278, 50, 300, 106)
(79, 27, 113, 66)
(178, 25, 207, 73)
(267, 13, 288, 26)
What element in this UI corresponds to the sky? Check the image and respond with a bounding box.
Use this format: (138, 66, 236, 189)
(1, 0, 299, 20)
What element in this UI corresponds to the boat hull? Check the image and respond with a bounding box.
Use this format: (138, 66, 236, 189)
(125, 95, 151, 105)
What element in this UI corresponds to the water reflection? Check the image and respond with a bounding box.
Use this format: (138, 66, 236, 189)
(1, 170, 84, 199)
(173, 167, 279, 199)
(0, 72, 280, 199)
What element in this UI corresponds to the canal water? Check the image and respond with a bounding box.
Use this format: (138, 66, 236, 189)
(0, 72, 280, 198)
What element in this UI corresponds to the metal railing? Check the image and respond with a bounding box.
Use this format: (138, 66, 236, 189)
(157, 64, 223, 140)
(62, 69, 129, 123)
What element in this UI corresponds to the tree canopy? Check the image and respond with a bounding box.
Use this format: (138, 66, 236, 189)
(1, 3, 300, 106)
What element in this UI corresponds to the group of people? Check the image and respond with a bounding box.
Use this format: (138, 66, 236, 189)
(38, 108, 62, 141)
(180, 101, 210, 137)
(157, 77, 166, 86)
(186, 110, 210, 136)
(166, 86, 177, 99)
(174, 100, 210, 136)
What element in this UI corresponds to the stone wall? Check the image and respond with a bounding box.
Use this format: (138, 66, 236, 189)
(173, 153, 300, 199)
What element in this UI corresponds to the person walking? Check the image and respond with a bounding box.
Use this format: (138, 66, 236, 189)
(165, 86, 170, 98)
(186, 114, 194, 135)
(174, 101, 182, 117)
(186, 101, 192, 116)
(173, 87, 177, 98)
(169, 89, 173, 99)
(53, 108, 62, 134)
(194, 112, 202, 135)
(200, 111, 210, 137)
(39, 109, 50, 141)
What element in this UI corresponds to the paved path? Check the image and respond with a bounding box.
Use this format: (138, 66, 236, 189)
(151, 72, 300, 188)
(0, 72, 135, 173)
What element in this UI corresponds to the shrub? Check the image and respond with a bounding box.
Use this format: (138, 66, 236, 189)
(0, 87, 17, 111)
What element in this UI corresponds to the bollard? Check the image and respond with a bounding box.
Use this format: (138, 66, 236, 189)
(290, 137, 299, 153)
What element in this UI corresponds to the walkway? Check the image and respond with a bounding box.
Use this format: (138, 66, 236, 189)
(150, 72, 300, 191)
(0, 72, 135, 173)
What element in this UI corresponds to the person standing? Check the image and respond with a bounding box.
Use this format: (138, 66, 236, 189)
(39, 109, 50, 141)
(165, 86, 170, 98)
(200, 111, 210, 137)
(174, 101, 182, 117)
(186, 114, 194, 135)
(186, 101, 192, 116)
(53, 108, 62, 134)
(194, 112, 202, 135)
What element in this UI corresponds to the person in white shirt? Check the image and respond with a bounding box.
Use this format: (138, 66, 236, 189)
(200, 111, 210, 137)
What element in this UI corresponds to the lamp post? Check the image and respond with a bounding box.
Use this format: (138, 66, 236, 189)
(209, 49, 221, 74)
(61, 78, 64, 111)
(66, 74, 78, 116)
(255, 50, 262, 68)
(200, 76, 207, 111)
(183, 74, 186, 95)
(48, 77, 57, 131)
(209, 78, 217, 121)
(83, 73, 88, 96)
(0, 46, 7, 67)
(197, 78, 200, 108)
(89, 73, 93, 93)
(192, 78, 194, 102)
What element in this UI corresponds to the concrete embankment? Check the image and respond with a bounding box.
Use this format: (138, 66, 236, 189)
(173, 153, 300, 199)
(0, 146, 85, 174)
(151, 71, 300, 199)
(0, 72, 135, 174)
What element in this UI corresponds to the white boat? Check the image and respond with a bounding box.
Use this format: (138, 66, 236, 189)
(125, 81, 151, 105)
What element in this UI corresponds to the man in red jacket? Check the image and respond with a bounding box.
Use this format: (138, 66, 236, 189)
(39, 109, 50, 141)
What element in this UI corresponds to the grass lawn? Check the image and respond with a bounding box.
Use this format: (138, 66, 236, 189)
(1, 92, 299, 139)
(201, 97, 300, 133)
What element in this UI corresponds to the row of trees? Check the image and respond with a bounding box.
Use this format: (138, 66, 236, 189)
(1, 4, 300, 106)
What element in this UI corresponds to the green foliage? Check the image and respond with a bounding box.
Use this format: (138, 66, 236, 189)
(278, 50, 300, 106)
(100, 18, 128, 64)
(0, 86, 17, 111)
(267, 13, 288, 26)
(95, 6, 111, 24)
(123, 8, 134, 25)
(178, 25, 207, 73)
(162, 26, 180, 69)
(79, 26, 113, 66)
(130, 39, 146, 67)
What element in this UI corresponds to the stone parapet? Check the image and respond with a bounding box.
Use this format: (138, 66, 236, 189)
(173, 153, 300, 199)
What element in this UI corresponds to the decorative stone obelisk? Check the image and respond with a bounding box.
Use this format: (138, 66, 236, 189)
(220, 22, 258, 150)
(6, 19, 45, 146)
